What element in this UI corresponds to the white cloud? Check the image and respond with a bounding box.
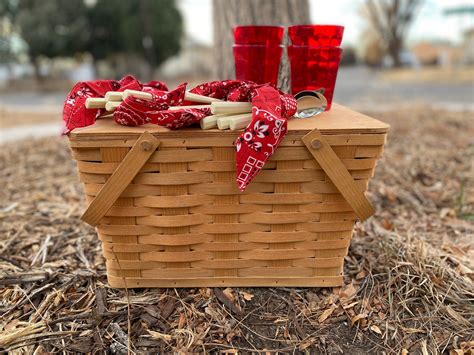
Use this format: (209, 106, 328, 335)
(178, 0, 213, 45)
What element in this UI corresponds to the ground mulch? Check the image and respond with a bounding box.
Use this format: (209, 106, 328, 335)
(1, 108, 473, 354)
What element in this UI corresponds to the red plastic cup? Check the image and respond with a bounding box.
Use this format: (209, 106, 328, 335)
(233, 25, 284, 45)
(288, 45, 343, 110)
(233, 44, 283, 86)
(289, 25, 344, 47)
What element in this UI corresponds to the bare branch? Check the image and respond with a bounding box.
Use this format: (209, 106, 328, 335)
(364, 0, 424, 67)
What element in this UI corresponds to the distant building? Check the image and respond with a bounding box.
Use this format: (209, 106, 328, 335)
(411, 42, 464, 67)
(462, 29, 474, 64)
(443, 4, 474, 65)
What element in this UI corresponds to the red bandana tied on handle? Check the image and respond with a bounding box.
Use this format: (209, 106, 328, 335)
(63, 78, 296, 191)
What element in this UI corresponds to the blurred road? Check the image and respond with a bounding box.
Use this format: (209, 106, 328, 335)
(0, 91, 64, 109)
(1, 122, 62, 143)
(335, 66, 474, 111)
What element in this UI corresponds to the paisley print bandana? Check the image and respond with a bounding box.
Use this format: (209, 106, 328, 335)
(188, 80, 252, 101)
(148, 107, 212, 129)
(113, 80, 262, 129)
(114, 84, 187, 127)
(62, 75, 167, 134)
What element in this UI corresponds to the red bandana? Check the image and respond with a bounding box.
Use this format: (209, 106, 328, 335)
(114, 84, 187, 127)
(62, 75, 167, 134)
(63, 78, 296, 191)
(188, 80, 255, 102)
(235, 86, 297, 190)
(113, 80, 258, 129)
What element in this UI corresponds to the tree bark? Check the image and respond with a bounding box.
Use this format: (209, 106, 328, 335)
(212, 0, 310, 92)
(31, 56, 44, 83)
(388, 38, 402, 67)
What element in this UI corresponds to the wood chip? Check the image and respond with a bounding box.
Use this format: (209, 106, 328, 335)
(95, 287, 108, 315)
(318, 307, 335, 323)
(213, 288, 241, 315)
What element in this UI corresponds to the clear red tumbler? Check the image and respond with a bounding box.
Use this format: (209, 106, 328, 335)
(288, 46, 343, 110)
(232, 25, 284, 85)
(288, 25, 344, 47)
(233, 25, 284, 45)
(233, 44, 283, 86)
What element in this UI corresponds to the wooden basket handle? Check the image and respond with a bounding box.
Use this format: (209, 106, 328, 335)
(81, 131, 160, 226)
(302, 128, 375, 221)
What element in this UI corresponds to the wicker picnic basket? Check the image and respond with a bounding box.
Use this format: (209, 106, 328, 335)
(69, 104, 389, 288)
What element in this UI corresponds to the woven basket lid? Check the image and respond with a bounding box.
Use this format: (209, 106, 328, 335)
(70, 103, 389, 140)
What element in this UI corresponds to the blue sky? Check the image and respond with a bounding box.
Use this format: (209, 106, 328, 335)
(179, 0, 474, 46)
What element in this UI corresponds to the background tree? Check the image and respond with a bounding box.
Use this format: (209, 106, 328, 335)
(80, 0, 183, 78)
(118, 0, 183, 76)
(81, 0, 123, 70)
(14, 0, 89, 80)
(0, 0, 183, 81)
(0, 0, 19, 64)
(365, 0, 423, 67)
(213, 0, 310, 92)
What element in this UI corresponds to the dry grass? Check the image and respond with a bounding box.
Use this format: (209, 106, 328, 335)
(0, 106, 61, 128)
(1, 108, 473, 353)
(379, 66, 474, 85)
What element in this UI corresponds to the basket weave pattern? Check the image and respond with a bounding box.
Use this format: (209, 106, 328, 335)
(70, 130, 386, 288)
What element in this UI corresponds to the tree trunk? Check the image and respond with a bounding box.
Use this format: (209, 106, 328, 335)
(388, 37, 402, 67)
(31, 56, 44, 83)
(212, 0, 310, 92)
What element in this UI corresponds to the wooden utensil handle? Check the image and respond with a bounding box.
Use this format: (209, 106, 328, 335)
(229, 113, 253, 131)
(211, 102, 252, 115)
(105, 101, 121, 111)
(105, 91, 124, 101)
(200, 114, 227, 130)
(123, 89, 221, 105)
(168, 105, 211, 111)
(85, 98, 107, 109)
(217, 115, 231, 130)
(123, 89, 153, 100)
(185, 92, 222, 103)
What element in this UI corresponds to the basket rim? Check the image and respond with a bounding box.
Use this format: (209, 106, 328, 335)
(69, 103, 390, 140)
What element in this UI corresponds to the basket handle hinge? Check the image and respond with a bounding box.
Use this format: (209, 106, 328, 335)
(302, 128, 375, 222)
(81, 131, 160, 227)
